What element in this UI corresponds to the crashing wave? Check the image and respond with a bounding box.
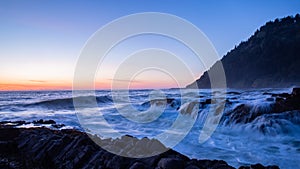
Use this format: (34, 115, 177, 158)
(23, 95, 113, 110)
(179, 102, 199, 119)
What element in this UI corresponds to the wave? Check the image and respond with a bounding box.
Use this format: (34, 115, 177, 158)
(2, 88, 300, 137)
(222, 103, 274, 125)
(179, 102, 199, 119)
(246, 111, 300, 135)
(178, 97, 300, 136)
(23, 95, 113, 110)
(140, 98, 181, 110)
(221, 102, 300, 135)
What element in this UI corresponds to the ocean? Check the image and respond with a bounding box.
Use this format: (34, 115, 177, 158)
(0, 88, 299, 168)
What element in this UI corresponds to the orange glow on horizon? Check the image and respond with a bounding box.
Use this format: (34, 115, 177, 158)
(0, 81, 72, 91)
(0, 80, 179, 91)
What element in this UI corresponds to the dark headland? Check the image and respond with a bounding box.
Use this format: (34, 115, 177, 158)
(187, 14, 300, 89)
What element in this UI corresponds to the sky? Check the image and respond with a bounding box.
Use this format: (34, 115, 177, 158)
(0, 0, 299, 90)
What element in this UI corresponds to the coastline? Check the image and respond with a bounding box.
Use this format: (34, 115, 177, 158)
(0, 123, 279, 169)
(1, 88, 300, 168)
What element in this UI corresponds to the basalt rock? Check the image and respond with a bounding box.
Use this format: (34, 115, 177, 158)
(223, 88, 300, 125)
(273, 87, 300, 112)
(0, 125, 279, 169)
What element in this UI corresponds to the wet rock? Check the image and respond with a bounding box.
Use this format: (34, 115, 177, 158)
(223, 87, 300, 126)
(250, 163, 265, 169)
(266, 166, 280, 169)
(292, 87, 300, 96)
(238, 163, 280, 169)
(179, 102, 199, 117)
(275, 97, 284, 102)
(204, 99, 212, 104)
(157, 158, 184, 169)
(51, 124, 65, 128)
(274, 87, 300, 112)
(227, 91, 241, 95)
(0, 125, 279, 169)
(185, 165, 201, 169)
(141, 98, 180, 110)
(271, 93, 290, 98)
(0, 121, 28, 128)
(129, 162, 146, 169)
(225, 104, 254, 124)
(33, 119, 56, 124)
(197, 159, 235, 169)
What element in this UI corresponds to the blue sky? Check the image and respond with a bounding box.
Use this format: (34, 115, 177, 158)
(0, 0, 299, 90)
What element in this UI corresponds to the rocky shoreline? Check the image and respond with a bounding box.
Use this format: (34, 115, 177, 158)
(0, 124, 279, 169)
(1, 88, 299, 169)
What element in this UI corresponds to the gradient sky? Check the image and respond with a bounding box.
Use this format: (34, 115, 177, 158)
(0, 0, 299, 90)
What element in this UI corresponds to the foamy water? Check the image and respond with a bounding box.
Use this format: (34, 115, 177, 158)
(0, 88, 299, 168)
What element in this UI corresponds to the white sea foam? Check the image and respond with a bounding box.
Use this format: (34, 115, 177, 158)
(0, 88, 299, 168)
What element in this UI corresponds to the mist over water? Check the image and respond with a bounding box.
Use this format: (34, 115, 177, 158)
(0, 88, 299, 168)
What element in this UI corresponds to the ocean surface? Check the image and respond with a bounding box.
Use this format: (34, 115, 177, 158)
(0, 88, 300, 168)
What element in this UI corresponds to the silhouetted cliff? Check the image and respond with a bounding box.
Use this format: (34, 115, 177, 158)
(187, 14, 300, 88)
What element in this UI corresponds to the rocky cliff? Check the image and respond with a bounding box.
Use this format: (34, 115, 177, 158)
(187, 14, 300, 89)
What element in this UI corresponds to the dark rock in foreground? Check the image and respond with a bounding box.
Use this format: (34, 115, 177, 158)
(0, 126, 279, 169)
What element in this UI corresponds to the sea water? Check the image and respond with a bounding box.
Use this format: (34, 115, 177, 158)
(0, 88, 299, 168)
